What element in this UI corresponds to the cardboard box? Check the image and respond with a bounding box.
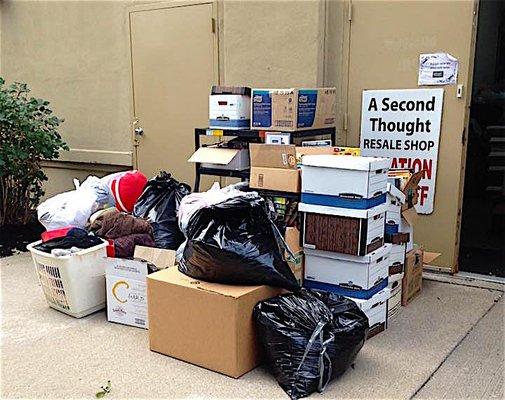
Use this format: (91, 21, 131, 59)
(284, 227, 303, 284)
(347, 289, 388, 339)
(251, 87, 336, 131)
(386, 282, 402, 321)
(300, 202, 386, 256)
(266, 132, 291, 144)
(209, 86, 251, 130)
(249, 144, 300, 193)
(389, 243, 406, 275)
(189, 146, 250, 171)
(399, 211, 416, 252)
(106, 258, 150, 329)
(147, 268, 282, 378)
(304, 244, 391, 291)
(250, 167, 300, 193)
(296, 146, 360, 163)
(106, 247, 175, 329)
(301, 155, 389, 209)
(134, 246, 176, 270)
(402, 247, 423, 306)
(304, 276, 388, 300)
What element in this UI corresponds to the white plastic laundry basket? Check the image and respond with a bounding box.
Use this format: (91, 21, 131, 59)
(27, 240, 108, 318)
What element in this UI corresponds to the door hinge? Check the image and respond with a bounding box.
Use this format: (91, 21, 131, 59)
(211, 17, 216, 33)
(462, 127, 466, 146)
(348, 2, 353, 22)
(343, 112, 348, 131)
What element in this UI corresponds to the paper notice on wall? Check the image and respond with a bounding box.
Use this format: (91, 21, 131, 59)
(359, 89, 444, 214)
(418, 53, 458, 85)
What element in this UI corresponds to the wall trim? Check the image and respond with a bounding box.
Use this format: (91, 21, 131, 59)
(57, 148, 133, 166)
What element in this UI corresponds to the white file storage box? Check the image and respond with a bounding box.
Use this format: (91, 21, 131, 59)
(386, 282, 402, 321)
(389, 243, 406, 276)
(301, 155, 389, 209)
(300, 202, 386, 256)
(347, 289, 388, 339)
(304, 244, 391, 291)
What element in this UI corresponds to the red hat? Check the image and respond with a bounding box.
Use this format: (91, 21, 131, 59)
(109, 170, 147, 213)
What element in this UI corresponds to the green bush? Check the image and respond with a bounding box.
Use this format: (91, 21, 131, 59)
(0, 77, 68, 226)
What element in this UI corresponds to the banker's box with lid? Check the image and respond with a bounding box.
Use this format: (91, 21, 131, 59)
(300, 202, 386, 256)
(389, 243, 406, 276)
(301, 155, 389, 209)
(147, 267, 282, 378)
(250, 88, 336, 131)
(347, 289, 388, 339)
(304, 244, 391, 291)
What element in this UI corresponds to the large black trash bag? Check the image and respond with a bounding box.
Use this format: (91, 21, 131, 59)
(254, 289, 369, 400)
(133, 172, 191, 249)
(179, 195, 300, 291)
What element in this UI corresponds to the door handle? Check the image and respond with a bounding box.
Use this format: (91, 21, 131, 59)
(135, 127, 144, 137)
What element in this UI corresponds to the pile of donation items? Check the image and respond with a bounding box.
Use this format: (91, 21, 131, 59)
(27, 85, 439, 400)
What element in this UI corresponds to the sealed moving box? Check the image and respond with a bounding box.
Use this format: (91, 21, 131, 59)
(249, 144, 300, 193)
(147, 268, 282, 378)
(251, 88, 336, 131)
(300, 202, 386, 256)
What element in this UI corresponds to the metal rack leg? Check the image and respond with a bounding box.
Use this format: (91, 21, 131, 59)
(194, 130, 201, 192)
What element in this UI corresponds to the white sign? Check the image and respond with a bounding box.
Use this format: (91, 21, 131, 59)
(360, 89, 444, 214)
(418, 53, 458, 85)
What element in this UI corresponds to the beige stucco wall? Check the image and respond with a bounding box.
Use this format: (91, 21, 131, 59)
(1, 0, 326, 197)
(220, 0, 325, 87)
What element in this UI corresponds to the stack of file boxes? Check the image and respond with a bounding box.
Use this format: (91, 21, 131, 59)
(383, 183, 408, 322)
(299, 155, 392, 338)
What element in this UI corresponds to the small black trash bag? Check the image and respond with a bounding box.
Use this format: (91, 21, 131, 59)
(254, 289, 369, 400)
(179, 195, 300, 291)
(133, 172, 191, 249)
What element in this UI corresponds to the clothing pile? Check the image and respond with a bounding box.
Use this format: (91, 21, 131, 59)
(36, 170, 191, 258)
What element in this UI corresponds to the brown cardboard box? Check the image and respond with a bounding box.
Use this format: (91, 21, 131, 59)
(147, 268, 282, 378)
(402, 247, 423, 305)
(250, 167, 300, 193)
(134, 246, 176, 269)
(284, 227, 304, 284)
(250, 88, 336, 131)
(249, 144, 297, 169)
(249, 144, 300, 192)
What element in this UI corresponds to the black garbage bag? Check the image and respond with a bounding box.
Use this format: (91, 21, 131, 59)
(179, 195, 300, 291)
(254, 289, 369, 400)
(133, 172, 191, 249)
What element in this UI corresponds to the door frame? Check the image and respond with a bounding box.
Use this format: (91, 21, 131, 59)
(452, 0, 480, 274)
(126, 0, 220, 169)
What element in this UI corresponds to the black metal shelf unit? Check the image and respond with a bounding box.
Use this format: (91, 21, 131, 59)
(193, 127, 336, 191)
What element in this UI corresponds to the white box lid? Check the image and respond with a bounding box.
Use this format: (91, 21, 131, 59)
(305, 244, 391, 264)
(299, 202, 387, 219)
(188, 147, 240, 165)
(348, 289, 389, 312)
(302, 155, 390, 171)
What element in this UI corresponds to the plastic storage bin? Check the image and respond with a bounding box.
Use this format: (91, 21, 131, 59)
(27, 240, 108, 318)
